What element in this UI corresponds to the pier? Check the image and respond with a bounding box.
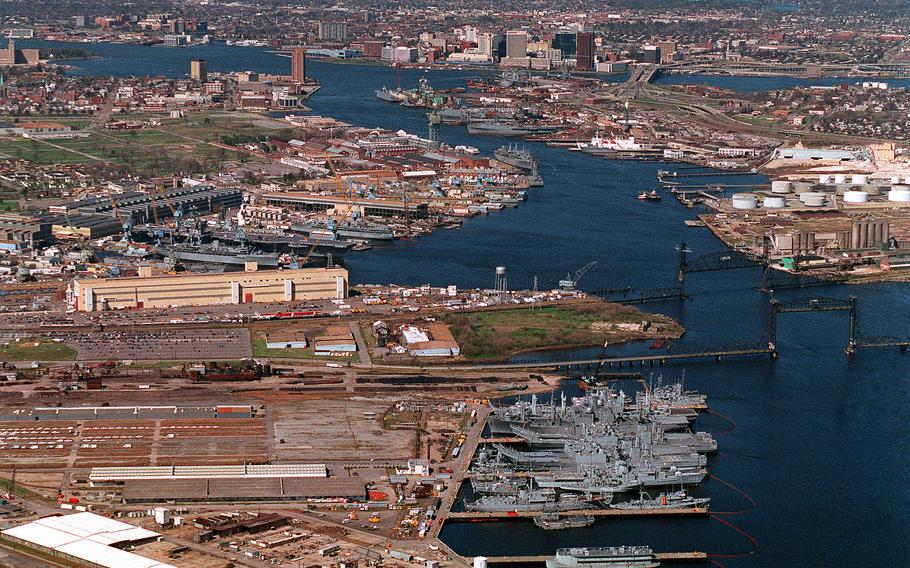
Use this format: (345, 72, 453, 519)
(483, 552, 708, 564)
(446, 507, 708, 520)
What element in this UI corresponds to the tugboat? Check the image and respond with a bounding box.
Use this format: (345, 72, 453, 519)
(636, 190, 661, 201)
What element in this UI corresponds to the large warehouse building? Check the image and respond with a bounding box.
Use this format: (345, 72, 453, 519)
(72, 265, 348, 311)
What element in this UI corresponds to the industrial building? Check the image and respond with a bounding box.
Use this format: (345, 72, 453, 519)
(72, 265, 348, 311)
(69, 184, 243, 225)
(313, 325, 358, 355)
(0, 213, 54, 251)
(264, 192, 428, 219)
(121, 476, 367, 503)
(90, 463, 328, 483)
(266, 332, 308, 349)
(0, 512, 172, 568)
(400, 322, 461, 357)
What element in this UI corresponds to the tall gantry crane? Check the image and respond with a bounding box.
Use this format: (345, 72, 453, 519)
(559, 261, 598, 290)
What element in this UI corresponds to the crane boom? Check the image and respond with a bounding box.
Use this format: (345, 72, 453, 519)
(297, 153, 357, 266)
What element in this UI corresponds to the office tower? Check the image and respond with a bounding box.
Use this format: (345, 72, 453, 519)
(576, 31, 594, 71)
(318, 21, 347, 42)
(505, 30, 528, 59)
(190, 59, 207, 82)
(291, 47, 306, 83)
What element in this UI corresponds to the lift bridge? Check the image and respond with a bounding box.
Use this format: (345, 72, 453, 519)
(589, 241, 842, 304)
(768, 295, 910, 357)
(555, 294, 907, 377)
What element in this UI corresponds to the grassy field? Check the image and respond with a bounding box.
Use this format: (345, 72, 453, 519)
(0, 337, 76, 361)
(0, 200, 17, 211)
(251, 339, 355, 362)
(443, 301, 683, 361)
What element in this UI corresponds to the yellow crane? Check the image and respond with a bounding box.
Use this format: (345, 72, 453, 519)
(297, 153, 358, 266)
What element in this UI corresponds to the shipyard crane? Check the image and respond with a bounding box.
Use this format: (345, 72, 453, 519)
(104, 188, 133, 242)
(559, 261, 598, 290)
(296, 153, 358, 267)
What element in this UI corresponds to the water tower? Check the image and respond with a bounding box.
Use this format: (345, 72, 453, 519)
(494, 266, 508, 294)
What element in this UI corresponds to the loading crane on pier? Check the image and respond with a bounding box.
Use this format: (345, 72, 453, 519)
(104, 188, 132, 242)
(296, 153, 359, 267)
(559, 261, 598, 290)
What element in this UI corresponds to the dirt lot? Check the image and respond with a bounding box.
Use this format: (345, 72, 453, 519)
(271, 398, 414, 463)
(0, 418, 269, 469)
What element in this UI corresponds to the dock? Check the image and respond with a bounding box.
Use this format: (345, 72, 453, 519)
(483, 552, 708, 564)
(446, 507, 708, 520)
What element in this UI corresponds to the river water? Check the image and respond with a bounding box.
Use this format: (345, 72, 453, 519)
(22, 41, 910, 566)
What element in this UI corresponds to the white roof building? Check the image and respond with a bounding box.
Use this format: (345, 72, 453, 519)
(1, 512, 173, 568)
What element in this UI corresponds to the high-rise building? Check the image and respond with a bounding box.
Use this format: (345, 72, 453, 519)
(505, 30, 528, 59)
(74, 16, 87, 28)
(318, 21, 347, 42)
(190, 59, 207, 82)
(168, 18, 185, 34)
(290, 47, 306, 83)
(552, 32, 576, 57)
(576, 32, 594, 71)
(658, 40, 678, 64)
(640, 45, 660, 64)
(479, 33, 503, 59)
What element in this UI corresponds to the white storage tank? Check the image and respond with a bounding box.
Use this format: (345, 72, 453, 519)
(818, 174, 833, 184)
(890, 176, 901, 185)
(904, 176, 910, 185)
(851, 174, 869, 184)
(731, 194, 758, 209)
(888, 189, 910, 202)
(843, 190, 869, 204)
(763, 196, 786, 208)
(833, 174, 848, 184)
(771, 180, 793, 194)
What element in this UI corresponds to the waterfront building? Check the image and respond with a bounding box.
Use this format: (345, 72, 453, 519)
(290, 47, 306, 83)
(190, 59, 207, 82)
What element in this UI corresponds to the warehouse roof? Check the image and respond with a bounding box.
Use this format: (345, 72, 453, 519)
(1, 512, 172, 568)
(90, 463, 327, 481)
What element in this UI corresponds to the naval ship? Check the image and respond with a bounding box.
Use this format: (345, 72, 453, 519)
(546, 547, 659, 568)
(464, 490, 594, 513)
(467, 120, 557, 137)
(494, 145, 537, 171)
(292, 219, 394, 241)
(533, 512, 595, 530)
(611, 490, 710, 511)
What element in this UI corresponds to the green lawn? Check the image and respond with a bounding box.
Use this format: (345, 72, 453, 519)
(0, 200, 17, 211)
(0, 477, 44, 501)
(0, 337, 76, 361)
(443, 302, 682, 360)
